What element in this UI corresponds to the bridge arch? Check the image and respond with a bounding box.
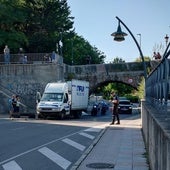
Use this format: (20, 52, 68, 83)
(66, 63, 147, 93)
(89, 80, 138, 95)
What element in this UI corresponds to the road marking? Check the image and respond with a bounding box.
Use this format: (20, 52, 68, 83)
(62, 138, 85, 151)
(79, 132, 95, 139)
(84, 127, 101, 132)
(2, 161, 22, 170)
(0, 124, 103, 165)
(39, 147, 71, 170)
(0, 130, 81, 165)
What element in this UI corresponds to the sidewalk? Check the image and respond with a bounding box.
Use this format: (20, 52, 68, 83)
(71, 114, 150, 170)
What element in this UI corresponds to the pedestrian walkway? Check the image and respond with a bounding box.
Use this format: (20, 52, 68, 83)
(71, 114, 150, 170)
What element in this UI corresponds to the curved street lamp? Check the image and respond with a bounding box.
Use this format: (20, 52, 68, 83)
(111, 16, 147, 79)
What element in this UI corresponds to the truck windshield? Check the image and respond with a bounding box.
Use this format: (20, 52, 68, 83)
(41, 93, 63, 102)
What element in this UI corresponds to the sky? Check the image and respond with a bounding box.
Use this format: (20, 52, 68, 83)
(67, 0, 170, 63)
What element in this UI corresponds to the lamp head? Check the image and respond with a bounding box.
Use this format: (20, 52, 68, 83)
(111, 22, 127, 42)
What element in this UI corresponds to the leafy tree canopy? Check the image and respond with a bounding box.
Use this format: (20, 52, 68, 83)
(0, 0, 106, 64)
(111, 57, 125, 63)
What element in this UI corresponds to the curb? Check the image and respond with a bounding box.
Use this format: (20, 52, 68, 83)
(70, 113, 141, 169)
(70, 126, 108, 170)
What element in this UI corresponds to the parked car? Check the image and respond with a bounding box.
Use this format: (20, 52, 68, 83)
(118, 99, 132, 114)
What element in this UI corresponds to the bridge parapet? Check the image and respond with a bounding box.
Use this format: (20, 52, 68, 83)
(66, 62, 148, 91)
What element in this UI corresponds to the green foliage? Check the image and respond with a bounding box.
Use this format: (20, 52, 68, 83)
(111, 57, 125, 63)
(0, 0, 28, 52)
(94, 79, 146, 102)
(136, 77, 145, 99)
(135, 56, 151, 62)
(63, 33, 105, 65)
(124, 94, 139, 103)
(23, 0, 74, 53)
(0, 0, 105, 64)
(94, 82, 134, 100)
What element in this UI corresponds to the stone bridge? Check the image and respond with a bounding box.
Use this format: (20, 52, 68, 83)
(66, 62, 150, 93)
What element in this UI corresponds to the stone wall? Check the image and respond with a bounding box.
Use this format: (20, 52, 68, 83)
(141, 100, 170, 170)
(0, 63, 64, 114)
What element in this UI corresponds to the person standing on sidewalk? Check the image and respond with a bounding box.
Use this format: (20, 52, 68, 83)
(4, 45, 10, 64)
(35, 91, 41, 119)
(110, 91, 120, 125)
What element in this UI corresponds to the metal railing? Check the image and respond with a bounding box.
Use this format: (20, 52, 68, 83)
(145, 41, 170, 115)
(0, 53, 63, 65)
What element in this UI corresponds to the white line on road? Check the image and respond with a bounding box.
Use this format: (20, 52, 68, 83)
(0, 131, 80, 165)
(38, 147, 71, 170)
(2, 161, 22, 170)
(79, 132, 95, 139)
(62, 138, 85, 151)
(84, 127, 102, 132)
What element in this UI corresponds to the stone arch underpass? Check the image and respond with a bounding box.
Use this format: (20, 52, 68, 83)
(66, 62, 147, 93)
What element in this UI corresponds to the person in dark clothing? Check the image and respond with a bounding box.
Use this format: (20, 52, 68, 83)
(11, 95, 20, 118)
(110, 91, 120, 125)
(12, 95, 17, 113)
(15, 95, 20, 115)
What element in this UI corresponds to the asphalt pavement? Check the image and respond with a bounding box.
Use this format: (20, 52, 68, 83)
(71, 114, 150, 170)
(0, 109, 149, 170)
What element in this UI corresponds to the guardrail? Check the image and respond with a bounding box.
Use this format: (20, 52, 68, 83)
(145, 42, 170, 109)
(143, 43, 170, 170)
(0, 53, 63, 65)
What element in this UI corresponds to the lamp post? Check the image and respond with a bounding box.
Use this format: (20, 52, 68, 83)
(111, 16, 147, 79)
(137, 33, 142, 61)
(137, 33, 141, 48)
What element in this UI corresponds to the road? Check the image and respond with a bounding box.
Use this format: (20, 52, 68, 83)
(0, 105, 139, 170)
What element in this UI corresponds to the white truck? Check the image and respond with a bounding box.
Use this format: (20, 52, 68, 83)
(36, 80, 89, 119)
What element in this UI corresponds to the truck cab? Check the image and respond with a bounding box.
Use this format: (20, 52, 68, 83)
(36, 83, 70, 119)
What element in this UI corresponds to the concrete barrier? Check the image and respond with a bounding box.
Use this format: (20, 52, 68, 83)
(142, 100, 170, 170)
(0, 63, 64, 114)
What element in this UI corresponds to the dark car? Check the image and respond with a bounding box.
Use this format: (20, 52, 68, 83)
(118, 100, 132, 114)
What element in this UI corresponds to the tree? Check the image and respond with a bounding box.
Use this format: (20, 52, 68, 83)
(135, 77, 145, 99)
(111, 57, 125, 63)
(0, 0, 105, 65)
(0, 0, 28, 52)
(135, 56, 151, 62)
(63, 32, 106, 65)
(23, 0, 74, 52)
